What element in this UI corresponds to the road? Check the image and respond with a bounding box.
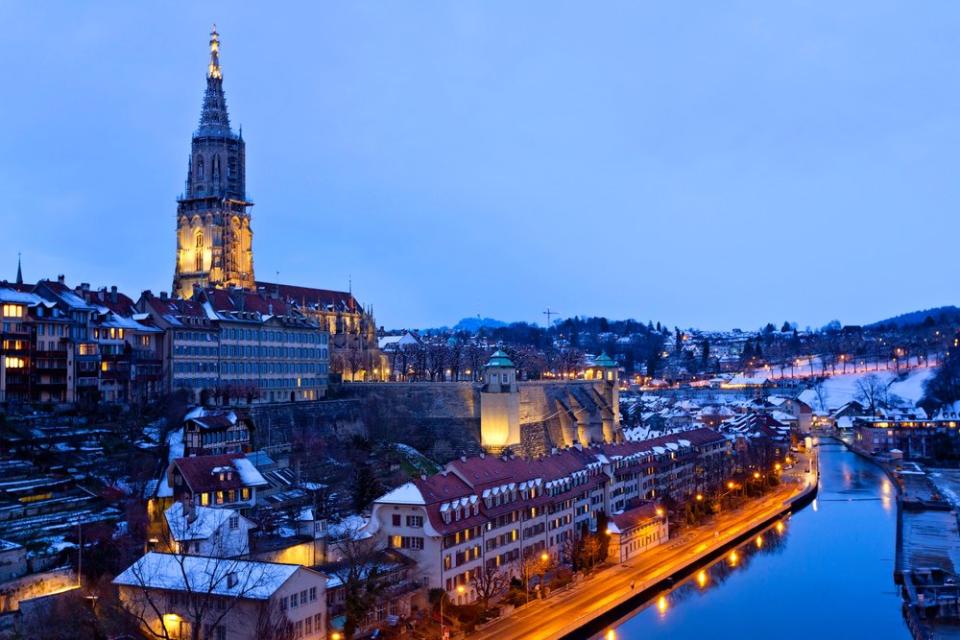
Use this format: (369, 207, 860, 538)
(470, 460, 816, 640)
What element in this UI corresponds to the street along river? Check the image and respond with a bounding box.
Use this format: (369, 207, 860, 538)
(596, 441, 908, 640)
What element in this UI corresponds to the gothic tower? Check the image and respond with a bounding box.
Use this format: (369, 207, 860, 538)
(173, 27, 255, 299)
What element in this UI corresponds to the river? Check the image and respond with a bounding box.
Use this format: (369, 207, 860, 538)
(599, 441, 908, 640)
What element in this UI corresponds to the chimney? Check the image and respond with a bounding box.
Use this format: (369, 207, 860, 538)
(460, 455, 467, 462)
(160, 291, 168, 301)
(110, 285, 118, 304)
(80, 282, 90, 292)
(57, 274, 65, 285)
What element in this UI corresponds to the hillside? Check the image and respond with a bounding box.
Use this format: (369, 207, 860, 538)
(867, 306, 960, 329)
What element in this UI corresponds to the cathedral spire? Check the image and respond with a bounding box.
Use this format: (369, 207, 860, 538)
(198, 25, 231, 135)
(15, 252, 23, 285)
(208, 24, 222, 80)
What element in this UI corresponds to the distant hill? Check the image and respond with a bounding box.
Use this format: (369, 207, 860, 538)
(867, 306, 960, 329)
(452, 317, 508, 332)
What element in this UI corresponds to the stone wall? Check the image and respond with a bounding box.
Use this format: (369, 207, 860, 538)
(249, 398, 366, 453)
(245, 379, 613, 462)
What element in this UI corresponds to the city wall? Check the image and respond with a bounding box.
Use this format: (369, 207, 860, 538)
(247, 380, 610, 462)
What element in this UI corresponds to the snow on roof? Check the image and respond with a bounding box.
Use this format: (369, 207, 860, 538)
(164, 502, 241, 542)
(0, 288, 43, 305)
(234, 457, 268, 487)
(113, 552, 303, 599)
(375, 482, 425, 506)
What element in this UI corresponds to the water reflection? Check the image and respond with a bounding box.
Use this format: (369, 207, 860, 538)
(600, 443, 908, 640)
(635, 519, 791, 623)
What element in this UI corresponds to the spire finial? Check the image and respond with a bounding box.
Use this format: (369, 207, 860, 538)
(16, 251, 23, 285)
(208, 25, 222, 80)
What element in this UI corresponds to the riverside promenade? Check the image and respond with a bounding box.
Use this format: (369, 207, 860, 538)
(471, 451, 820, 640)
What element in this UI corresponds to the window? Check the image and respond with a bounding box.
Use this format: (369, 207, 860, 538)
(195, 233, 204, 271)
(392, 514, 401, 527)
(229, 516, 239, 530)
(300, 590, 307, 605)
(280, 596, 288, 610)
(291, 592, 298, 608)
(1, 304, 23, 318)
(313, 614, 322, 632)
(309, 586, 317, 601)
(406, 515, 424, 528)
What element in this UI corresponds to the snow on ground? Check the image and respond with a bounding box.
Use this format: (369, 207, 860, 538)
(802, 367, 934, 412)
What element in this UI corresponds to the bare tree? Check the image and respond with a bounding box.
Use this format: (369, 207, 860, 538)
(117, 551, 291, 640)
(254, 598, 295, 640)
(812, 378, 828, 413)
(326, 526, 390, 640)
(856, 374, 890, 414)
(469, 564, 510, 611)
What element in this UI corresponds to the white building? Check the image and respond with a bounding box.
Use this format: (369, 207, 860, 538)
(164, 502, 255, 558)
(114, 552, 328, 640)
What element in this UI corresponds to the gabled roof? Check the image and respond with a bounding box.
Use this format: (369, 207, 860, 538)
(608, 502, 661, 534)
(173, 454, 267, 495)
(113, 552, 312, 599)
(164, 502, 246, 542)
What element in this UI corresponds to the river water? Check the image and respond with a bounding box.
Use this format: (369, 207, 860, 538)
(602, 441, 909, 640)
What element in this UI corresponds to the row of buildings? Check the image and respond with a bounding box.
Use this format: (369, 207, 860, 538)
(110, 423, 761, 639)
(0, 276, 333, 406)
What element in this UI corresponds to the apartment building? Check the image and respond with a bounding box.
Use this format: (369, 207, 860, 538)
(364, 427, 730, 604)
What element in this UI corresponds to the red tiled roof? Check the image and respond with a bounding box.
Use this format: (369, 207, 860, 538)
(173, 454, 248, 494)
(609, 502, 660, 532)
(202, 288, 296, 317)
(143, 295, 208, 319)
(256, 281, 359, 312)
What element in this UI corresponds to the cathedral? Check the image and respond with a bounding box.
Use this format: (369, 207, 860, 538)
(172, 27, 254, 298)
(172, 28, 380, 381)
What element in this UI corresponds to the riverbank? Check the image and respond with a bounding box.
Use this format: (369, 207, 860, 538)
(836, 435, 960, 640)
(469, 453, 819, 640)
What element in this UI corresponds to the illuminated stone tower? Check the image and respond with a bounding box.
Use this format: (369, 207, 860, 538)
(173, 27, 255, 299)
(480, 350, 521, 452)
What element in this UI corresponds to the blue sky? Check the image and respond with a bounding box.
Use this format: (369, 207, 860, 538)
(2, 2, 958, 330)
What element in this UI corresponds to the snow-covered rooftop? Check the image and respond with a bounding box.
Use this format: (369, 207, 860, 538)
(113, 552, 306, 599)
(374, 482, 425, 506)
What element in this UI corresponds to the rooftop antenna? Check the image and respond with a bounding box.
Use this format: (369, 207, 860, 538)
(543, 307, 559, 327)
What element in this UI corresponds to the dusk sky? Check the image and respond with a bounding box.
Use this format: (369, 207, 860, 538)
(2, 2, 958, 330)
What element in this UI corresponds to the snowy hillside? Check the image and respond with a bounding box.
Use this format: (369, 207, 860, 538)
(798, 367, 933, 412)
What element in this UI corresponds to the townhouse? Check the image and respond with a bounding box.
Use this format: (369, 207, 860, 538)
(365, 427, 731, 604)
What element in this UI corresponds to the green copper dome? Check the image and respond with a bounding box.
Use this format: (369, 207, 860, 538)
(485, 349, 515, 368)
(592, 352, 616, 368)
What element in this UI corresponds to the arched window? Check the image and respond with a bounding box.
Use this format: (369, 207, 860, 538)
(213, 155, 221, 181)
(195, 232, 204, 271)
(195, 156, 204, 180)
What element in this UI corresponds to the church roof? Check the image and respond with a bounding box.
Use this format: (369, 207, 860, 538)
(255, 281, 361, 313)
